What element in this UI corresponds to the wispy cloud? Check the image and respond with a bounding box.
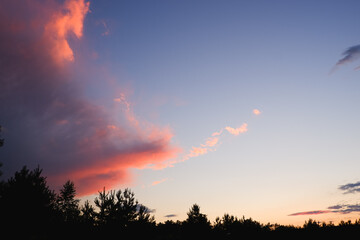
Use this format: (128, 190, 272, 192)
(289, 180, 360, 216)
(332, 44, 360, 72)
(253, 109, 261, 116)
(149, 121, 249, 170)
(152, 178, 168, 186)
(201, 137, 219, 147)
(328, 204, 360, 214)
(338, 181, 360, 194)
(164, 214, 177, 218)
(289, 204, 360, 216)
(288, 210, 332, 216)
(225, 123, 248, 136)
(99, 20, 110, 36)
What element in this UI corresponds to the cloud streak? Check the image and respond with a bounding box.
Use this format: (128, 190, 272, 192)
(338, 181, 360, 194)
(225, 123, 248, 136)
(328, 204, 360, 214)
(288, 210, 332, 216)
(160, 122, 248, 168)
(289, 204, 360, 216)
(0, 0, 180, 196)
(289, 180, 360, 216)
(152, 178, 168, 186)
(332, 44, 360, 72)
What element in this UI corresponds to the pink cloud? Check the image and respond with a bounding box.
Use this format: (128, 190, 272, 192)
(201, 137, 219, 147)
(189, 146, 209, 157)
(253, 109, 261, 116)
(212, 130, 223, 136)
(225, 123, 248, 136)
(152, 178, 168, 186)
(161, 123, 248, 168)
(44, 0, 90, 63)
(0, 0, 181, 196)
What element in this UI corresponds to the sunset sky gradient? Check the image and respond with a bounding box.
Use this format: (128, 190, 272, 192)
(1, 0, 360, 226)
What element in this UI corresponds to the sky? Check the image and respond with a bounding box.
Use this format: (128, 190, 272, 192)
(1, 0, 360, 226)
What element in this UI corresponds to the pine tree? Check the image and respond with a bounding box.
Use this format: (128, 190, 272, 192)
(57, 180, 80, 223)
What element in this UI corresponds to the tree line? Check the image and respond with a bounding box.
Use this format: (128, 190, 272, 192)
(1, 166, 360, 239)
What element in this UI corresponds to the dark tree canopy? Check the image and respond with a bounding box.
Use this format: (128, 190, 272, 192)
(0, 166, 57, 238)
(57, 180, 80, 223)
(2, 165, 360, 239)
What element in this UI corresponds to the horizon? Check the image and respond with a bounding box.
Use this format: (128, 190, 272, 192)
(1, 0, 360, 226)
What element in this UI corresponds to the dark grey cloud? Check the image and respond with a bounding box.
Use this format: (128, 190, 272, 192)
(332, 44, 360, 72)
(338, 181, 360, 194)
(164, 214, 177, 218)
(328, 204, 360, 214)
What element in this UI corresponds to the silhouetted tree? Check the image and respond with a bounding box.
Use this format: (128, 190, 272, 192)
(157, 220, 183, 240)
(57, 180, 80, 223)
(137, 204, 155, 224)
(183, 204, 211, 239)
(115, 188, 138, 225)
(214, 214, 242, 238)
(94, 187, 155, 237)
(0, 166, 57, 238)
(303, 218, 320, 230)
(186, 204, 209, 225)
(94, 188, 116, 225)
(5, 164, 360, 239)
(80, 200, 96, 226)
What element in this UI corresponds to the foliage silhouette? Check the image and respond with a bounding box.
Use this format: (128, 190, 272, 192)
(58, 180, 80, 223)
(94, 187, 156, 238)
(0, 166, 57, 238)
(183, 204, 211, 239)
(2, 165, 360, 239)
(80, 199, 96, 226)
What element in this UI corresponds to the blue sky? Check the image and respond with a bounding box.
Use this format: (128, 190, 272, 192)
(2, 0, 360, 226)
(82, 1, 360, 224)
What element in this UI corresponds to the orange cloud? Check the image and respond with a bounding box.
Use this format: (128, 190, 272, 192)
(54, 129, 180, 196)
(201, 137, 219, 147)
(54, 95, 181, 196)
(44, 0, 90, 63)
(253, 109, 261, 115)
(152, 178, 168, 186)
(212, 130, 223, 136)
(189, 146, 208, 157)
(225, 123, 248, 136)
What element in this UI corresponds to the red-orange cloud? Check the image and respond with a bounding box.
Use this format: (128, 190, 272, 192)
(44, 0, 90, 63)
